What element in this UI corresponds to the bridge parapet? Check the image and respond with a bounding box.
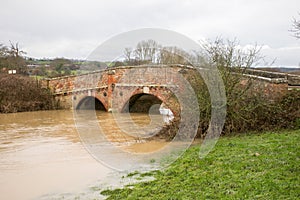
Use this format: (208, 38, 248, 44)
(43, 64, 189, 94)
(244, 68, 300, 86)
(287, 74, 300, 86)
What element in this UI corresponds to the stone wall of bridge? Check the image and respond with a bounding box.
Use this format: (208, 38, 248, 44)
(42, 65, 188, 115)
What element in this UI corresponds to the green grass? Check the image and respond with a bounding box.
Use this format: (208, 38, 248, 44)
(101, 130, 300, 199)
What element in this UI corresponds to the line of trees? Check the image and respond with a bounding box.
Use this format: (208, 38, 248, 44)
(119, 39, 190, 66)
(0, 42, 101, 77)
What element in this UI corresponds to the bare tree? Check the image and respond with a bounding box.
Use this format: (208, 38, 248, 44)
(125, 39, 190, 65)
(0, 42, 27, 74)
(146, 39, 160, 63)
(200, 37, 263, 96)
(6, 41, 27, 74)
(134, 39, 160, 63)
(124, 47, 133, 63)
(290, 13, 300, 39)
(8, 41, 26, 58)
(198, 37, 264, 133)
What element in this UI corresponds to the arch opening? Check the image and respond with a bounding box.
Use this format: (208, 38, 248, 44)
(123, 93, 162, 114)
(76, 96, 106, 111)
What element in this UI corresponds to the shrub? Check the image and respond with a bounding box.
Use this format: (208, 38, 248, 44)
(0, 74, 57, 113)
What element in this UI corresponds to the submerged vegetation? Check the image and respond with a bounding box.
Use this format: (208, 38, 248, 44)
(101, 129, 300, 199)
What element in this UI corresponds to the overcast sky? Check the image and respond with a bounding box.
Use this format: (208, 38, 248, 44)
(1, 0, 299, 66)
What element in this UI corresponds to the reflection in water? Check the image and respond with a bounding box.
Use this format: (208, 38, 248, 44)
(0, 110, 169, 200)
(74, 110, 169, 171)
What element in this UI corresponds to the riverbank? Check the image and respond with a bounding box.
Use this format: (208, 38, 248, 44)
(101, 129, 300, 199)
(0, 74, 57, 113)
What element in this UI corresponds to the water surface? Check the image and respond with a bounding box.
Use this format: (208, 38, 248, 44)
(0, 110, 168, 199)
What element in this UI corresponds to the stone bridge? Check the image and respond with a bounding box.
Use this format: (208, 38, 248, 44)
(42, 65, 300, 116)
(43, 65, 192, 116)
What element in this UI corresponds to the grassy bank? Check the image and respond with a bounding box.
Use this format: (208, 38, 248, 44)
(101, 130, 300, 199)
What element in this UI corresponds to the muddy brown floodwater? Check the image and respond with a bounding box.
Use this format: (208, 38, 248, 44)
(0, 110, 170, 200)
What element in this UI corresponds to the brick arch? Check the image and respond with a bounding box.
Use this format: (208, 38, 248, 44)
(122, 93, 162, 113)
(75, 93, 108, 111)
(116, 86, 180, 117)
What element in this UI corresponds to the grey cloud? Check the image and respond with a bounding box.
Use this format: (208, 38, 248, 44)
(0, 0, 299, 65)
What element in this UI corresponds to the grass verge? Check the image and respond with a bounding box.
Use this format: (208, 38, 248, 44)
(101, 130, 300, 199)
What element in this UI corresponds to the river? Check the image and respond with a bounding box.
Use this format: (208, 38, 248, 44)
(0, 110, 170, 200)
